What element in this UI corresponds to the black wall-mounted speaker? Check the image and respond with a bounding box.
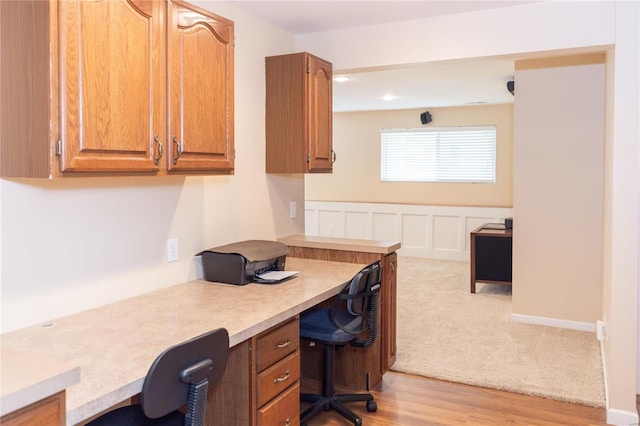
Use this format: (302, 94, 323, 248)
(507, 80, 515, 95)
(420, 111, 432, 125)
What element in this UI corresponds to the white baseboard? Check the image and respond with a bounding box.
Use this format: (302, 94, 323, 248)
(606, 408, 639, 425)
(510, 313, 596, 332)
(601, 339, 609, 410)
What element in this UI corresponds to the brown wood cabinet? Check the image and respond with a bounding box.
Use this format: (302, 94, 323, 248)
(207, 318, 300, 426)
(167, 0, 234, 172)
(0, 392, 65, 426)
(278, 236, 400, 391)
(253, 319, 300, 426)
(0, 0, 233, 178)
(265, 52, 333, 173)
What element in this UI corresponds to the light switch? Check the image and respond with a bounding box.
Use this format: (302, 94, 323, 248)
(289, 201, 297, 219)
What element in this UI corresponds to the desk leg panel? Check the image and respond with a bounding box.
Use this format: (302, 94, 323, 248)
(207, 341, 251, 425)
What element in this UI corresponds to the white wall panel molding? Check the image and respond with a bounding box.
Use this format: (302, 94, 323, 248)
(305, 201, 513, 261)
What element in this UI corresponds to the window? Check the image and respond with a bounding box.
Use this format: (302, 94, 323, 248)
(380, 126, 496, 183)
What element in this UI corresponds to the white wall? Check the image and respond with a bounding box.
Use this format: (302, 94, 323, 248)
(295, 1, 638, 422)
(295, 2, 614, 71)
(0, 1, 304, 333)
(512, 59, 605, 326)
(602, 1, 640, 422)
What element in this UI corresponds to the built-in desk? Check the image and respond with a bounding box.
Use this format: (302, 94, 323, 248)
(278, 235, 400, 391)
(0, 347, 80, 425)
(0, 258, 363, 425)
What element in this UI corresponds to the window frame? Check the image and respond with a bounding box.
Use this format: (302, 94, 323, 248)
(380, 125, 497, 184)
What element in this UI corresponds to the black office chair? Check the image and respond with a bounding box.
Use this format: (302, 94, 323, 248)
(87, 328, 229, 426)
(299, 261, 382, 426)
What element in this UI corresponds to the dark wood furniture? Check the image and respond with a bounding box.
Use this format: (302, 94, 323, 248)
(470, 224, 513, 293)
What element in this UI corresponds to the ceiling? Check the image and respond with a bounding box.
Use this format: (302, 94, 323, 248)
(331, 60, 515, 112)
(229, 1, 527, 111)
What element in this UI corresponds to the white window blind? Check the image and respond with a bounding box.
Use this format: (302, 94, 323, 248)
(380, 126, 496, 183)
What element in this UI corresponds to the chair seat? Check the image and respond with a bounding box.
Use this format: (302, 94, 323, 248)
(299, 308, 362, 344)
(87, 405, 184, 426)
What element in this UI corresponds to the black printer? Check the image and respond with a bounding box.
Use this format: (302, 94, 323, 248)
(196, 240, 289, 285)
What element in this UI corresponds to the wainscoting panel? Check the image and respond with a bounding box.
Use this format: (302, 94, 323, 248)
(345, 211, 369, 239)
(432, 215, 460, 252)
(317, 209, 341, 236)
(373, 213, 398, 242)
(402, 214, 429, 248)
(305, 201, 513, 261)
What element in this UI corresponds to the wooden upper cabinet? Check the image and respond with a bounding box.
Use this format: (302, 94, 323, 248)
(266, 52, 333, 174)
(0, 0, 233, 178)
(307, 56, 333, 172)
(56, 0, 164, 173)
(167, 1, 234, 172)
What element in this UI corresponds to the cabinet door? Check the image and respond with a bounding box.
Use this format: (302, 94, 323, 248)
(56, 0, 164, 173)
(167, 1, 234, 172)
(306, 55, 333, 172)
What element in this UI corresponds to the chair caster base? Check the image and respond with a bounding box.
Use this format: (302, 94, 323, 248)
(366, 400, 377, 412)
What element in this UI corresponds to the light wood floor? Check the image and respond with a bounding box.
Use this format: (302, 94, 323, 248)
(303, 371, 609, 425)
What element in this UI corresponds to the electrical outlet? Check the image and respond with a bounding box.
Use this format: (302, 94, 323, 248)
(289, 201, 297, 219)
(167, 238, 179, 262)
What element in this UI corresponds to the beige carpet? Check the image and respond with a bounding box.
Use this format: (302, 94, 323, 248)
(391, 256, 606, 408)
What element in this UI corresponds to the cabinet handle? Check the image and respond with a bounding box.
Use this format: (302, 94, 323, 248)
(172, 136, 182, 165)
(153, 135, 163, 166)
(273, 370, 291, 383)
(332, 150, 337, 164)
(274, 339, 290, 349)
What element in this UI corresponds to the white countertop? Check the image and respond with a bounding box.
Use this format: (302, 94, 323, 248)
(0, 347, 80, 417)
(0, 258, 363, 425)
(279, 234, 401, 254)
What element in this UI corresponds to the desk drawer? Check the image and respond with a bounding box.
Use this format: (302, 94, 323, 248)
(256, 318, 299, 372)
(257, 381, 300, 426)
(257, 351, 300, 407)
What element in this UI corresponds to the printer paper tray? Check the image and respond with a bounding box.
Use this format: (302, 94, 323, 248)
(255, 270, 298, 284)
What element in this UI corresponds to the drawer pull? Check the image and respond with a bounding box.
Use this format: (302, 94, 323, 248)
(274, 339, 291, 349)
(273, 370, 291, 383)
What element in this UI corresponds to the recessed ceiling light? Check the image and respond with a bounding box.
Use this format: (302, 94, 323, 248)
(382, 94, 398, 101)
(334, 76, 349, 83)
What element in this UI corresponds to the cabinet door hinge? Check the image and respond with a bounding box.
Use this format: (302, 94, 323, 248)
(306, 62, 310, 74)
(55, 140, 62, 156)
(306, 152, 310, 163)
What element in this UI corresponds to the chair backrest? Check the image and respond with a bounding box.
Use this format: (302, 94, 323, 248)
(140, 328, 229, 425)
(331, 261, 382, 348)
